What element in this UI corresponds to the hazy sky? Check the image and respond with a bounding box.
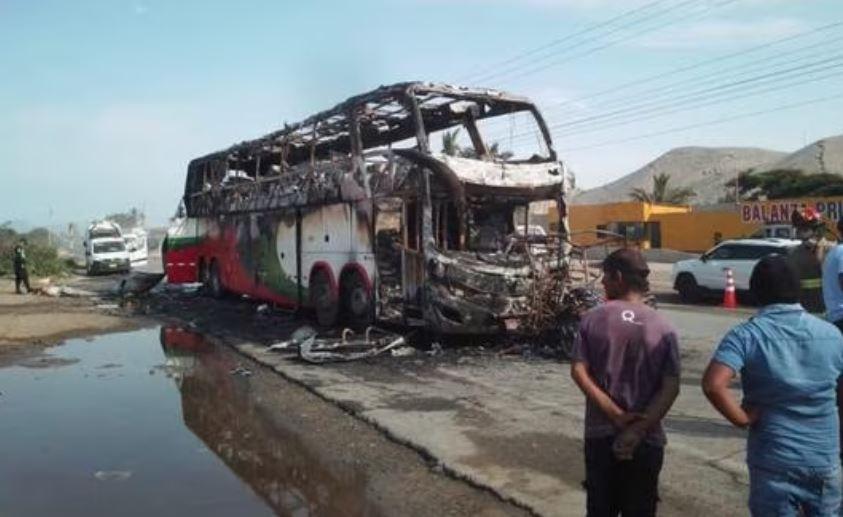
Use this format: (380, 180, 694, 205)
(2, 0, 842, 226)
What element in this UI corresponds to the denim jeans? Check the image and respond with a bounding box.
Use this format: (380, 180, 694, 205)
(749, 464, 842, 516)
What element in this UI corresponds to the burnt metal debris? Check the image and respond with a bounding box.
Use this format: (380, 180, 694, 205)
(268, 326, 409, 364)
(182, 82, 559, 218)
(179, 81, 622, 356)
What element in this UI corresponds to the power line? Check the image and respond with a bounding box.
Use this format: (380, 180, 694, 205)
(480, 21, 843, 144)
(469, 0, 712, 86)
(538, 20, 843, 113)
(491, 55, 843, 145)
(493, 0, 739, 87)
(472, 0, 706, 85)
(551, 67, 843, 139)
(454, 0, 671, 84)
(556, 91, 843, 152)
(549, 55, 843, 134)
(541, 29, 843, 120)
(489, 65, 843, 152)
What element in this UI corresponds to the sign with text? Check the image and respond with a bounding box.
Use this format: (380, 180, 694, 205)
(740, 198, 843, 224)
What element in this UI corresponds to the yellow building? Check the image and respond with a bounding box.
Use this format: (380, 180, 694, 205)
(550, 196, 843, 253)
(551, 201, 762, 253)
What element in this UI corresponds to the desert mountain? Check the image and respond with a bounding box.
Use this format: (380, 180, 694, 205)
(755, 135, 843, 175)
(572, 146, 785, 205)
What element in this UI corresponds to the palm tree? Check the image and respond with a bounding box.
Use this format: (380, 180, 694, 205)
(487, 142, 514, 161)
(629, 173, 695, 205)
(442, 129, 514, 160)
(442, 129, 461, 156)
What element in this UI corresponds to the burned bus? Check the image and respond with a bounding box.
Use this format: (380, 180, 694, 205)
(164, 82, 584, 337)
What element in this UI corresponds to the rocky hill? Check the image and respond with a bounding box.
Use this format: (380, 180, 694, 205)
(572, 135, 843, 206)
(572, 146, 785, 205)
(755, 135, 843, 175)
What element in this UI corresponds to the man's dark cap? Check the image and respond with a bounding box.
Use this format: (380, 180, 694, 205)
(602, 248, 650, 277)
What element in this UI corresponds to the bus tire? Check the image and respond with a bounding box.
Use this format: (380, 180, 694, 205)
(341, 270, 372, 328)
(207, 260, 224, 299)
(310, 269, 338, 328)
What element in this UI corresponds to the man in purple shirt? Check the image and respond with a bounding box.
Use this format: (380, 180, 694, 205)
(571, 248, 681, 516)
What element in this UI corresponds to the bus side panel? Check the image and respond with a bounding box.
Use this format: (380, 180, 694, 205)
(207, 214, 298, 309)
(253, 212, 298, 306)
(298, 202, 377, 309)
(300, 204, 349, 306)
(174, 204, 374, 311)
(350, 200, 376, 295)
(164, 217, 203, 284)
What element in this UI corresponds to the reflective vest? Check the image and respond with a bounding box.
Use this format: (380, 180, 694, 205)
(787, 240, 831, 314)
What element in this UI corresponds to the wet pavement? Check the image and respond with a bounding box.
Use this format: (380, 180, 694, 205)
(0, 327, 370, 517)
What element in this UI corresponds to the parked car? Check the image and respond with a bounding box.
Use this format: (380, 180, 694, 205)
(671, 238, 800, 302)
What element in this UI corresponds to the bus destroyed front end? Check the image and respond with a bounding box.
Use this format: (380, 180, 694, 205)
(424, 244, 602, 351)
(411, 155, 600, 353)
(425, 250, 545, 334)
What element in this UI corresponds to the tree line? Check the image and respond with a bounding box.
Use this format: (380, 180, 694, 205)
(627, 169, 843, 206)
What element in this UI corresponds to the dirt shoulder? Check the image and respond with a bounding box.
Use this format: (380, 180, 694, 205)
(0, 278, 139, 354)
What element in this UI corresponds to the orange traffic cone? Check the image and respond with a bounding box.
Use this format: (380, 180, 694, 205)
(722, 267, 737, 309)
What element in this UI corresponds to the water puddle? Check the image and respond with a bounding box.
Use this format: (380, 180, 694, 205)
(0, 326, 372, 516)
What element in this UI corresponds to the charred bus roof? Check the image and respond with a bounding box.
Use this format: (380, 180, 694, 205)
(187, 82, 557, 175)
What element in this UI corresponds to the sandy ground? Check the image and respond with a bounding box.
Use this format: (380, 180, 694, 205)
(0, 278, 138, 351)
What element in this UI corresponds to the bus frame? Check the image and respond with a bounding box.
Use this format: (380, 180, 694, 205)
(163, 82, 578, 336)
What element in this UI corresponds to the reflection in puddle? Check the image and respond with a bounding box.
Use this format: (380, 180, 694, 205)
(0, 326, 377, 516)
(160, 326, 376, 516)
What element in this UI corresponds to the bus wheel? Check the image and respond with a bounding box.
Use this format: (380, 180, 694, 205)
(342, 271, 372, 328)
(207, 261, 224, 299)
(310, 269, 338, 328)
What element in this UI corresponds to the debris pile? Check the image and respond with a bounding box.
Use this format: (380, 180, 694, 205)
(268, 326, 410, 364)
(118, 272, 165, 298)
(36, 284, 97, 298)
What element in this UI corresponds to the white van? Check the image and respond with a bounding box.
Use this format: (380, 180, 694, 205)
(123, 228, 149, 266)
(84, 221, 131, 275)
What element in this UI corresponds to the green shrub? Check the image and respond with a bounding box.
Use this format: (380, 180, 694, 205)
(0, 226, 71, 278)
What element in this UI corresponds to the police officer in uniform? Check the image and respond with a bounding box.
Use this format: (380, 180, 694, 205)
(13, 240, 31, 294)
(788, 208, 832, 313)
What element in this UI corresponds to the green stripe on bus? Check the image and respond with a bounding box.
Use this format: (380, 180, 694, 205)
(165, 236, 203, 251)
